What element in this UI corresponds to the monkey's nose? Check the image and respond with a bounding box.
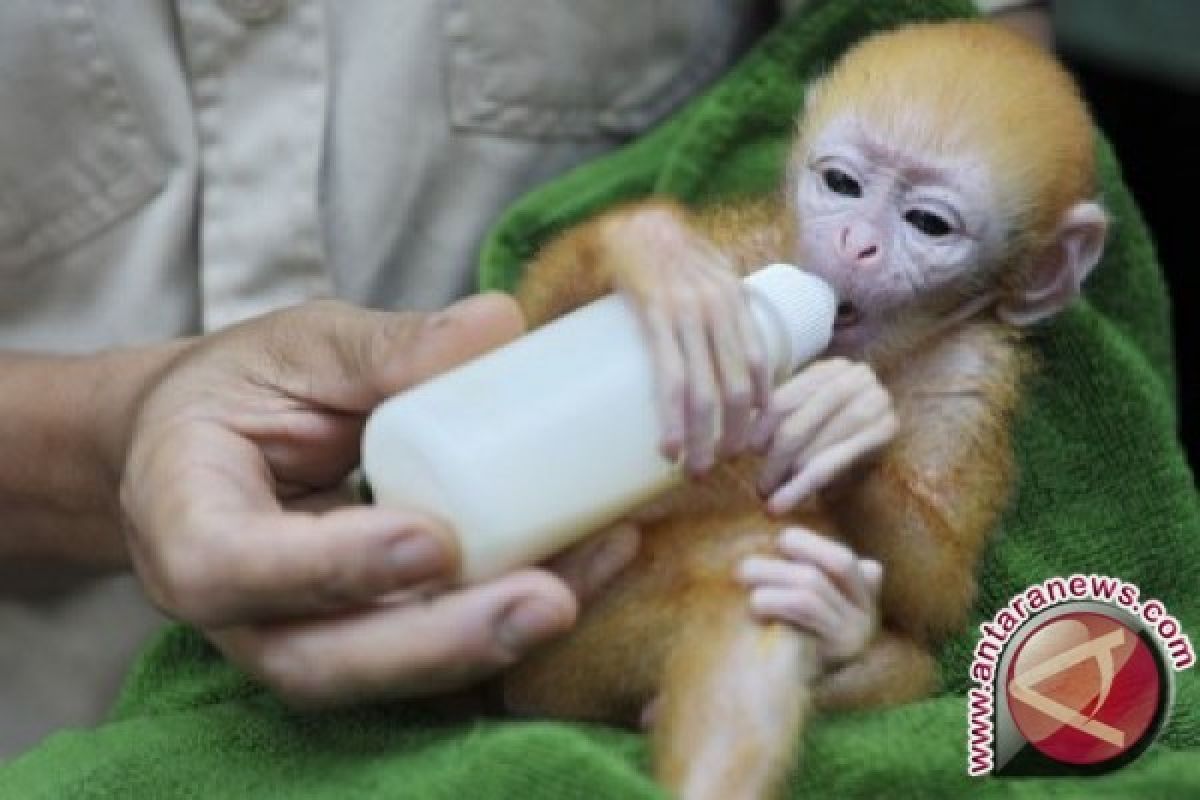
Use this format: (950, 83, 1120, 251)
(839, 226, 881, 266)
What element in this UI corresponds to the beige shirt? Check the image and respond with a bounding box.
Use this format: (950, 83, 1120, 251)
(0, 0, 776, 756)
(0, 0, 1010, 757)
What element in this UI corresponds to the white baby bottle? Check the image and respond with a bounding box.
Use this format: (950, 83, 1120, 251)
(362, 264, 836, 584)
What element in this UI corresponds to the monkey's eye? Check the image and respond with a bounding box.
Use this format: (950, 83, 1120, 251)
(904, 209, 953, 237)
(822, 168, 861, 197)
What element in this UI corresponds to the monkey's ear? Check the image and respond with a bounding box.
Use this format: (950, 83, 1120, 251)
(997, 202, 1108, 326)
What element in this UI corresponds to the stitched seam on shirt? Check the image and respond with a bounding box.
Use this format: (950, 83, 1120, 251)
(442, 0, 738, 138)
(0, 0, 165, 271)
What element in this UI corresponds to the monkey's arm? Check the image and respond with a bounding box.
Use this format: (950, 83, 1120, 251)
(515, 197, 787, 327)
(515, 199, 691, 328)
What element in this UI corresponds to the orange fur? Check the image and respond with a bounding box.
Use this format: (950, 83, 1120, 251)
(501, 21, 1090, 799)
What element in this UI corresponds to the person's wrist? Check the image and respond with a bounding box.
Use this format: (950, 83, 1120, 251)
(89, 338, 195, 503)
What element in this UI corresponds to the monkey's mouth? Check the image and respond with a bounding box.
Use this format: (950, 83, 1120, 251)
(834, 302, 862, 330)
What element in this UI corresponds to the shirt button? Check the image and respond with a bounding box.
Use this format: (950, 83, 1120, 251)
(220, 0, 285, 24)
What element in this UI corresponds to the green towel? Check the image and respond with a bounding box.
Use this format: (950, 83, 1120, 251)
(3, 1, 1197, 796)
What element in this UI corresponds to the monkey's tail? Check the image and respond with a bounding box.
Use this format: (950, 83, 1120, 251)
(652, 593, 820, 800)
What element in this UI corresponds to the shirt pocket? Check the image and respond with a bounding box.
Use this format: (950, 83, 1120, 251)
(0, 0, 166, 273)
(443, 0, 763, 139)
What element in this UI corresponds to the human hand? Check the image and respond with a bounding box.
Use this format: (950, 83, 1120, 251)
(211, 521, 639, 707)
(737, 528, 882, 669)
(602, 205, 769, 474)
(751, 357, 897, 514)
(120, 295, 637, 706)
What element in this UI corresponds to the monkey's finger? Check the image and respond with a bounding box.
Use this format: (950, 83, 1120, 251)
(749, 585, 838, 641)
(678, 310, 721, 474)
(642, 306, 688, 461)
(766, 418, 897, 513)
(750, 358, 853, 450)
(731, 281, 772, 419)
(776, 528, 873, 611)
(706, 277, 758, 457)
(757, 366, 870, 495)
(794, 384, 894, 470)
(738, 555, 847, 616)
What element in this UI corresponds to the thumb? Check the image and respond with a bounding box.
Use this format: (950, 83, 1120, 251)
(368, 292, 527, 398)
(288, 292, 526, 410)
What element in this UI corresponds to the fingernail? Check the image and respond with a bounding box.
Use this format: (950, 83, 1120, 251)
(766, 494, 789, 516)
(498, 600, 568, 653)
(592, 525, 639, 581)
(389, 533, 450, 580)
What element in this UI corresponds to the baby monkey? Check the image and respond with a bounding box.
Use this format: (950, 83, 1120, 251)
(502, 21, 1107, 800)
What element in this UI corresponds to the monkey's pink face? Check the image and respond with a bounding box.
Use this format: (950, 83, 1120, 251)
(792, 116, 1005, 355)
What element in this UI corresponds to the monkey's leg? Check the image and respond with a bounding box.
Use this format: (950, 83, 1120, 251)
(815, 628, 938, 712)
(653, 589, 819, 800)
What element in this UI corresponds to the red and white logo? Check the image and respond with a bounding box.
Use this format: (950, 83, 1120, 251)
(966, 576, 1193, 777)
(1005, 611, 1161, 766)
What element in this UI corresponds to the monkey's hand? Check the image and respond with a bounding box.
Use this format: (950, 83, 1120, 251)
(600, 206, 770, 475)
(738, 528, 883, 669)
(752, 358, 897, 514)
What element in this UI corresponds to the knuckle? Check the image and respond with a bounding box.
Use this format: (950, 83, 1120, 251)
(727, 381, 755, 412)
(687, 392, 716, 422)
(371, 311, 427, 375)
(851, 364, 874, 385)
(257, 641, 330, 707)
(828, 546, 858, 580)
(778, 413, 809, 443)
(793, 563, 822, 588)
(155, 543, 221, 622)
(786, 595, 818, 621)
(309, 560, 364, 610)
